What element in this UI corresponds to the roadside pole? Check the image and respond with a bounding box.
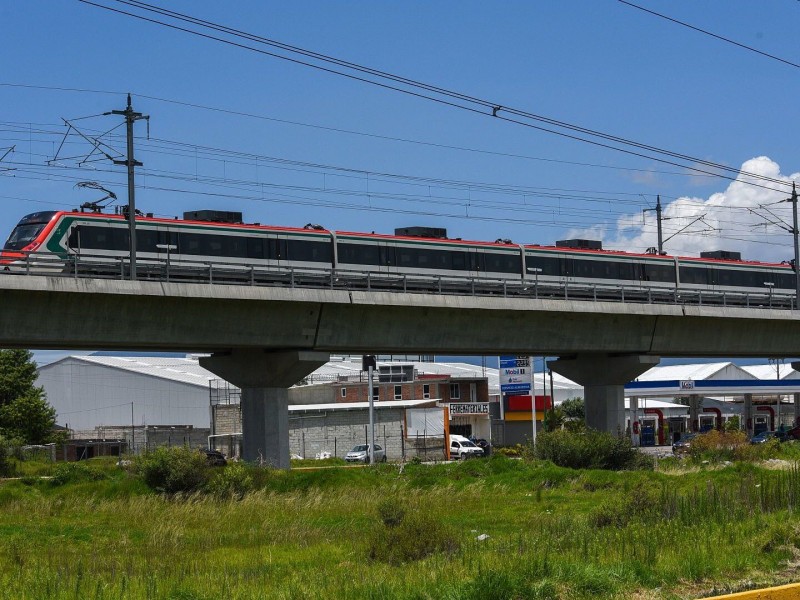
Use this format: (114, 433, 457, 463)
(363, 355, 377, 465)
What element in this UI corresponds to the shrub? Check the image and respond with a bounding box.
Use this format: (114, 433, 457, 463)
(205, 463, 253, 499)
(688, 430, 760, 462)
(368, 505, 460, 564)
(135, 447, 209, 494)
(49, 461, 107, 486)
(532, 429, 646, 470)
(494, 444, 525, 458)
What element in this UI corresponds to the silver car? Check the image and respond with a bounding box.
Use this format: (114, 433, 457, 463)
(345, 443, 387, 463)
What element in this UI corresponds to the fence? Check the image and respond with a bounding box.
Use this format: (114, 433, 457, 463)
(4, 250, 796, 310)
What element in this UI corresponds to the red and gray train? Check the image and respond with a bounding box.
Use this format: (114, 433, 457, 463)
(1, 209, 795, 299)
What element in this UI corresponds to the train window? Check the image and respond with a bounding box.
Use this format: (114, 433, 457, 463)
(617, 262, 639, 281)
(525, 255, 562, 277)
(287, 239, 332, 263)
(641, 263, 674, 283)
(679, 266, 709, 285)
(483, 251, 521, 274)
(338, 242, 381, 266)
(396, 246, 414, 267)
(247, 237, 266, 260)
(451, 251, 467, 270)
(176, 232, 247, 258)
(775, 271, 795, 289)
(70, 225, 128, 251)
(136, 229, 158, 253)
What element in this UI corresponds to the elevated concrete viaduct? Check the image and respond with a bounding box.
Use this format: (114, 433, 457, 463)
(3, 276, 800, 466)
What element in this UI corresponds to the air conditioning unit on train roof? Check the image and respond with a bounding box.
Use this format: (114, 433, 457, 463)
(394, 226, 448, 239)
(700, 250, 742, 261)
(555, 239, 602, 250)
(183, 210, 243, 224)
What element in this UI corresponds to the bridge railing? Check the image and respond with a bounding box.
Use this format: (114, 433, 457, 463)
(1, 251, 795, 310)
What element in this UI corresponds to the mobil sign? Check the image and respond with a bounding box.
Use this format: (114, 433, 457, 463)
(499, 355, 532, 394)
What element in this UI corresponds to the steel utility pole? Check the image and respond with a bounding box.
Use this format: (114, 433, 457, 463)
(363, 355, 377, 464)
(792, 183, 800, 308)
(642, 195, 664, 255)
(110, 95, 148, 280)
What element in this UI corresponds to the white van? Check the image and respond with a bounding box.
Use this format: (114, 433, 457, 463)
(449, 434, 485, 460)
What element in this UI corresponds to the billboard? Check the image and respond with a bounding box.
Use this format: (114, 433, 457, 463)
(499, 356, 532, 394)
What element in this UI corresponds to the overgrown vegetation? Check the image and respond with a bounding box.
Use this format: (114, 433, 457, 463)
(5, 442, 800, 598)
(688, 429, 781, 463)
(133, 446, 210, 494)
(533, 428, 651, 470)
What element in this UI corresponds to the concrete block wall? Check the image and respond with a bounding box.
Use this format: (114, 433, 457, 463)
(213, 404, 242, 436)
(288, 408, 407, 460)
(71, 425, 210, 454)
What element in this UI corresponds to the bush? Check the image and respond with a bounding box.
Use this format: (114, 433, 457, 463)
(135, 447, 209, 494)
(368, 504, 460, 564)
(205, 463, 253, 499)
(687, 430, 766, 462)
(494, 444, 525, 458)
(532, 430, 647, 470)
(49, 461, 107, 486)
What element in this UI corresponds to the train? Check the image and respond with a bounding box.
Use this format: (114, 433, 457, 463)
(1, 208, 796, 300)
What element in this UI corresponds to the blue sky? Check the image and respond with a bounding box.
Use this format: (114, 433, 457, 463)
(2, 1, 799, 365)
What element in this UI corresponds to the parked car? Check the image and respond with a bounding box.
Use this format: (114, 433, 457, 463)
(751, 430, 787, 444)
(672, 432, 698, 455)
(200, 448, 227, 466)
(450, 435, 485, 460)
(345, 444, 386, 463)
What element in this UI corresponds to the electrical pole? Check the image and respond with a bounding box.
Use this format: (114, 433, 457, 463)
(655, 195, 663, 255)
(792, 183, 800, 309)
(642, 195, 664, 255)
(110, 95, 148, 280)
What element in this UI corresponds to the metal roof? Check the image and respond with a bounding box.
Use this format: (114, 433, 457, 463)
(635, 362, 756, 382)
(43, 355, 217, 388)
(289, 399, 438, 412)
(740, 364, 800, 380)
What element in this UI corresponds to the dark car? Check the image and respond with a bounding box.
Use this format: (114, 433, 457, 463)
(672, 432, 698, 455)
(751, 431, 787, 445)
(200, 448, 227, 466)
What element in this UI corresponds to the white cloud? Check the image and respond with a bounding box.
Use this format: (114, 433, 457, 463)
(567, 157, 800, 263)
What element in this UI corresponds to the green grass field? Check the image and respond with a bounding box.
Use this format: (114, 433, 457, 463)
(1, 455, 800, 599)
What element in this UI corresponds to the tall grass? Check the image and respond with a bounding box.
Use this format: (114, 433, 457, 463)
(0, 456, 799, 599)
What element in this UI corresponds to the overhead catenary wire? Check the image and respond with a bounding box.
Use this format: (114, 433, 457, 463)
(617, 0, 800, 70)
(75, 0, 793, 193)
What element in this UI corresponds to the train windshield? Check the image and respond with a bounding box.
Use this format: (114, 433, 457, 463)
(3, 212, 57, 251)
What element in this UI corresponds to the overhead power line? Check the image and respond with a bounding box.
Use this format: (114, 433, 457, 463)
(76, 0, 793, 192)
(617, 0, 800, 70)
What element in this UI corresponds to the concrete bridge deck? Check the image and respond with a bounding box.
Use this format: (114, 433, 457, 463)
(0, 275, 798, 357)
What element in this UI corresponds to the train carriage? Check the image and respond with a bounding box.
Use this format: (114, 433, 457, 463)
(1, 208, 796, 306)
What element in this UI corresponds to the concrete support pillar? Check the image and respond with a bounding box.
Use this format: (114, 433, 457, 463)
(200, 349, 329, 468)
(548, 354, 660, 435)
(689, 395, 700, 432)
(744, 393, 753, 438)
(630, 396, 640, 447)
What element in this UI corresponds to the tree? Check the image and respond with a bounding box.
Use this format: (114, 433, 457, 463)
(0, 350, 56, 444)
(561, 397, 585, 420)
(0, 350, 39, 407)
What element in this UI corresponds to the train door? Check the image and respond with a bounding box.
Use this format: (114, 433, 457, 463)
(561, 254, 574, 287)
(468, 248, 484, 279)
(154, 228, 178, 267)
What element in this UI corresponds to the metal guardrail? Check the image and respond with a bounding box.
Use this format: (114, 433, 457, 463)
(1, 251, 796, 311)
